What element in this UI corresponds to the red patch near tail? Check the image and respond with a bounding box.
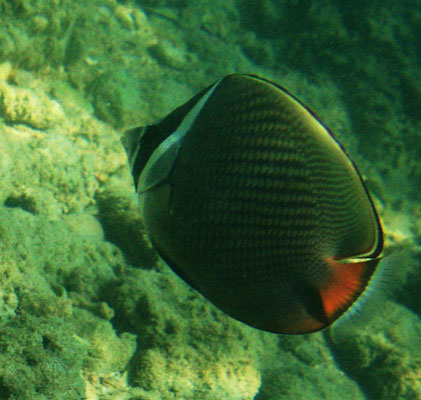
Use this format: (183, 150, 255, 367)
(320, 257, 372, 321)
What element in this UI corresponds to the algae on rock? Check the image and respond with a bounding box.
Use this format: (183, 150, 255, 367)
(0, 0, 420, 399)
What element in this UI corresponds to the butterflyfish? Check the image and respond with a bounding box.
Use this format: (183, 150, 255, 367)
(121, 74, 383, 334)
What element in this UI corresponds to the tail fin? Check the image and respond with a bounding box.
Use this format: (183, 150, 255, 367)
(329, 251, 407, 338)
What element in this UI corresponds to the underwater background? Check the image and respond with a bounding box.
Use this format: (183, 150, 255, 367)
(0, 0, 419, 399)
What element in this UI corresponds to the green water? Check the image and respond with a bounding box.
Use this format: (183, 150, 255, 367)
(0, 0, 419, 399)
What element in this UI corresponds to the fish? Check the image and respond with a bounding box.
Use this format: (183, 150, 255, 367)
(121, 74, 384, 334)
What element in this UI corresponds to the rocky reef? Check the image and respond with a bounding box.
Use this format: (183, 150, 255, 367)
(0, 0, 419, 399)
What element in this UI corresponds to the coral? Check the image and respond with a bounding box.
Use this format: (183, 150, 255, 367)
(0, 81, 65, 129)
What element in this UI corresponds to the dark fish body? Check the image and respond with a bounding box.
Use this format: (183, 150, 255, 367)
(122, 74, 383, 334)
